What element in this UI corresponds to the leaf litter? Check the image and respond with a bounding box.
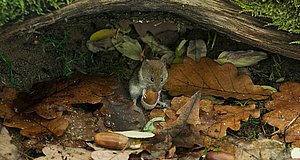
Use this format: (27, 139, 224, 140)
(1, 64, 297, 159)
(263, 82, 300, 147)
(0, 75, 146, 151)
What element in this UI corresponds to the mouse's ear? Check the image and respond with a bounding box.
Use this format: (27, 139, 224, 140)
(140, 49, 145, 62)
(141, 59, 150, 67)
(160, 53, 175, 65)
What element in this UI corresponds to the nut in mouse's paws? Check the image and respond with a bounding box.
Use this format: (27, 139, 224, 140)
(142, 88, 159, 105)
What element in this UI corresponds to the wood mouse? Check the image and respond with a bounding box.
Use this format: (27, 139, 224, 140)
(129, 59, 168, 110)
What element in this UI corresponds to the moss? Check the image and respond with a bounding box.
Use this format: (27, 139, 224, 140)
(0, 0, 73, 26)
(232, 0, 300, 41)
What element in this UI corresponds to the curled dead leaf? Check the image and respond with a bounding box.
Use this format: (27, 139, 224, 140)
(263, 82, 300, 147)
(155, 91, 260, 148)
(23, 76, 118, 119)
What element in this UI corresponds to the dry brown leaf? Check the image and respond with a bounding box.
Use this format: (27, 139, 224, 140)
(174, 95, 260, 139)
(263, 82, 300, 147)
(34, 145, 91, 160)
(42, 116, 69, 136)
(32, 76, 118, 119)
(164, 57, 272, 100)
(20, 127, 49, 138)
(3, 114, 41, 130)
(0, 127, 20, 159)
(0, 87, 17, 119)
(13, 76, 82, 113)
(1, 76, 123, 149)
(149, 109, 165, 118)
(154, 92, 204, 148)
(200, 135, 236, 154)
(155, 91, 260, 148)
(265, 82, 300, 110)
(100, 96, 146, 130)
(59, 108, 101, 146)
(235, 139, 287, 160)
(3, 112, 69, 138)
(12, 76, 118, 119)
(202, 137, 287, 160)
(200, 103, 260, 138)
(0, 103, 15, 119)
(3, 106, 106, 148)
(91, 148, 143, 160)
(145, 134, 173, 159)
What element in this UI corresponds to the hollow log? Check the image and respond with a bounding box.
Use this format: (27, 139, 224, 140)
(1, 0, 299, 60)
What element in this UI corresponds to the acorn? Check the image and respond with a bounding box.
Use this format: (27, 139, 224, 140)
(141, 88, 159, 110)
(94, 132, 129, 150)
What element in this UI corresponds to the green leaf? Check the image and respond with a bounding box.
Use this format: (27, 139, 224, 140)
(141, 34, 173, 56)
(175, 39, 187, 57)
(112, 34, 142, 60)
(89, 29, 116, 41)
(215, 50, 268, 67)
(187, 39, 207, 62)
(86, 39, 113, 53)
(143, 117, 165, 132)
(114, 131, 155, 139)
(290, 40, 300, 44)
(261, 85, 277, 93)
(172, 39, 187, 64)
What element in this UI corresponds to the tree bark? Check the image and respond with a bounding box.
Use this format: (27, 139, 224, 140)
(1, 0, 299, 60)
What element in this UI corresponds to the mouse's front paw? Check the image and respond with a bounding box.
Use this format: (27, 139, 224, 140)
(157, 101, 169, 108)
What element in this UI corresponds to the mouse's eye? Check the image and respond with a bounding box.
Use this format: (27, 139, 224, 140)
(161, 78, 163, 82)
(150, 77, 154, 82)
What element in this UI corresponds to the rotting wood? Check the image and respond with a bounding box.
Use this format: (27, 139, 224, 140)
(0, 0, 299, 60)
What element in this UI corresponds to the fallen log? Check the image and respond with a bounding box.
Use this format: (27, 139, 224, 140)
(0, 0, 299, 59)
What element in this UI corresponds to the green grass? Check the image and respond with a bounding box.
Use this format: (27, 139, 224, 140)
(41, 29, 134, 79)
(207, 31, 217, 50)
(234, 99, 250, 107)
(269, 55, 284, 82)
(41, 30, 90, 77)
(0, 53, 16, 86)
(0, 0, 73, 26)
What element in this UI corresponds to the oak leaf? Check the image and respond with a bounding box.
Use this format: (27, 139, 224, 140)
(34, 145, 91, 160)
(0, 127, 20, 159)
(164, 57, 272, 100)
(154, 92, 204, 148)
(155, 91, 260, 148)
(263, 82, 300, 147)
(3, 113, 69, 138)
(198, 102, 260, 138)
(15, 76, 118, 119)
